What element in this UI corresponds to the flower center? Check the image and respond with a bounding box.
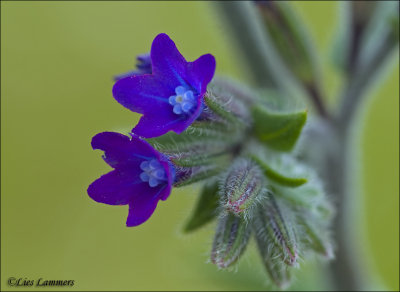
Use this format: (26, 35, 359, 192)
(168, 86, 196, 115)
(139, 159, 166, 187)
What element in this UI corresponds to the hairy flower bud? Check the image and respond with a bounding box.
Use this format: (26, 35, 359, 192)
(253, 193, 298, 266)
(221, 158, 265, 216)
(254, 232, 292, 289)
(211, 213, 251, 269)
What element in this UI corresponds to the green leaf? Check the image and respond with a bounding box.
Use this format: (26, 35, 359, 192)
(183, 182, 220, 233)
(297, 216, 333, 259)
(250, 154, 307, 187)
(252, 105, 307, 152)
(273, 181, 335, 221)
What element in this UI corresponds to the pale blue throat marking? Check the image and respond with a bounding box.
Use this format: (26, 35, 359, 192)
(139, 159, 167, 187)
(168, 86, 196, 115)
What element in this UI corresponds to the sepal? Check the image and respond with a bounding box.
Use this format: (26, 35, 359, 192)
(173, 165, 224, 188)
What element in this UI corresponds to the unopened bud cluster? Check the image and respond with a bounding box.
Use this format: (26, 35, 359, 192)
(149, 78, 334, 289)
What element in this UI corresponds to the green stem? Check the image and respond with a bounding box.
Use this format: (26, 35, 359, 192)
(300, 120, 364, 290)
(213, 2, 330, 120)
(212, 1, 276, 88)
(325, 126, 363, 291)
(337, 35, 397, 127)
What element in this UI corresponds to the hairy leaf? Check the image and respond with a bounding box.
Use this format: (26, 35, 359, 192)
(252, 105, 307, 152)
(250, 154, 308, 187)
(297, 215, 333, 259)
(184, 182, 220, 233)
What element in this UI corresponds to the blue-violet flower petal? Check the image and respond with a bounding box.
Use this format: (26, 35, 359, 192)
(87, 132, 174, 227)
(112, 33, 216, 138)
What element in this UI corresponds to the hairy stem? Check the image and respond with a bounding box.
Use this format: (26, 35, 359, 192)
(212, 1, 276, 88)
(325, 126, 363, 291)
(302, 121, 363, 290)
(332, 3, 398, 289)
(213, 1, 330, 120)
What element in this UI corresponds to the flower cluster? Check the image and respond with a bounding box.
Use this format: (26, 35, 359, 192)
(88, 33, 216, 226)
(88, 33, 333, 288)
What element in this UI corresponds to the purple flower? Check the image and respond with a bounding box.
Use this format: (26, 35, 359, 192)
(87, 132, 175, 227)
(112, 33, 216, 138)
(114, 53, 152, 81)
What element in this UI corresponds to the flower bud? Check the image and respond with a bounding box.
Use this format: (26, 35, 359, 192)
(221, 158, 265, 216)
(211, 213, 251, 269)
(253, 193, 298, 266)
(254, 231, 292, 289)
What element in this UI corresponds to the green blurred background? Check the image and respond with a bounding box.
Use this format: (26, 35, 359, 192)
(1, 1, 398, 290)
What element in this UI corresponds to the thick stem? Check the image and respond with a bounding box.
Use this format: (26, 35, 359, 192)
(301, 121, 363, 290)
(213, 2, 331, 120)
(324, 126, 362, 291)
(212, 1, 276, 88)
(338, 35, 396, 127)
(331, 5, 398, 287)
